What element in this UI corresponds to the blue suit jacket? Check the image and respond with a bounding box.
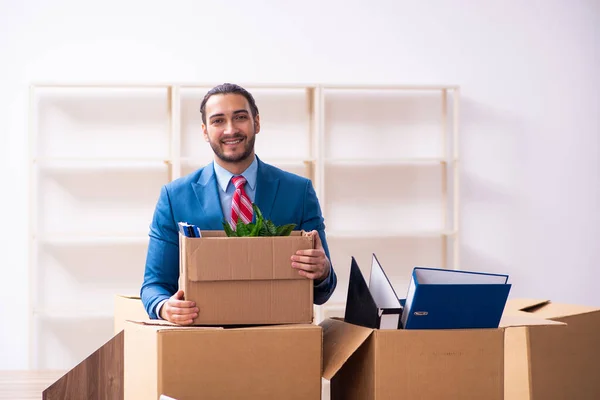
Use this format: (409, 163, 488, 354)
(141, 157, 337, 318)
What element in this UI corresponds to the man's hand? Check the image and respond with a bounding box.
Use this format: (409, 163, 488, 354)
(291, 230, 331, 282)
(159, 290, 199, 325)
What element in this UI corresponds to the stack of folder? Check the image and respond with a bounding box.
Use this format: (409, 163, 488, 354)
(178, 222, 202, 238)
(344, 254, 512, 330)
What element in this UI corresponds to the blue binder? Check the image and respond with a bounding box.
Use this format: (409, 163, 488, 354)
(400, 267, 511, 330)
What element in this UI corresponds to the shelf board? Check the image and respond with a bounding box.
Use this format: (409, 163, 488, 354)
(180, 157, 455, 167)
(327, 230, 457, 239)
(180, 157, 208, 165)
(34, 157, 171, 170)
(324, 157, 457, 166)
(180, 157, 315, 167)
(33, 83, 169, 90)
(36, 234, 149, 245)
(322, 84, 459, 91)
(33, 309, 113, 319)
(261, 158, 316, 167)
(32, 82, 459, 91)
(180, 84, 316, 92)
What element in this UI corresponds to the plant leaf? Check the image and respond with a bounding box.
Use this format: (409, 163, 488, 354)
(266, 220, 277, 236)
(276, 223, 296, 236)
(236, 218, 250, 237)
(222, 221, 236, 237)
(223, 204, 293, 237)
(250, 203, 264, 237)
(252, 203, 263, 222)
(258, 223, 269, 236)
(249, 218, 263, 237)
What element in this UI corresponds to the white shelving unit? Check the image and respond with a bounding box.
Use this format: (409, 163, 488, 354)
(28, 85, 172, 369)
(28, 82, 460, 370)
(317, 85, 460, 319)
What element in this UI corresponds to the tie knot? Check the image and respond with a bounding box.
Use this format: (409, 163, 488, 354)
(232, 175, 247, 189)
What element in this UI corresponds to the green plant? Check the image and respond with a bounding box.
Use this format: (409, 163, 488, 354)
(222, 203, 296, 237)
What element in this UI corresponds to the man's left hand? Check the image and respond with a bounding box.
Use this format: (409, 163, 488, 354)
(291, 230, 331, 282)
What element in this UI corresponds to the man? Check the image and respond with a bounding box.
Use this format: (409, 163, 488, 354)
(141, 83, 337, 325)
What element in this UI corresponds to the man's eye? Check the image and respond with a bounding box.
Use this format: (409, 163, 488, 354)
(212, 119, 223, 125)
(236, 115, 248, 120)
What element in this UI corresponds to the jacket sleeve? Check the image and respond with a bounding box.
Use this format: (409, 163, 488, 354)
(300, 179, 338, 305)
(140, 185, 180, 319)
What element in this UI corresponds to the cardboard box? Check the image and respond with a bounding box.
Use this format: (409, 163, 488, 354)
(124, 320, 322, 400)
(320, 316, 563, 400)
(179, 231, 314, 325)
(503, 299, 600, 399)
(114, 295, 149, 335)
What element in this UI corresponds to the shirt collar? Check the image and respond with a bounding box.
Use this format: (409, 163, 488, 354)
(213, 155, 258, 192)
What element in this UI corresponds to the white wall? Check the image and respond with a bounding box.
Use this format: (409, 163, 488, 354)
(1, 0, 598, 369)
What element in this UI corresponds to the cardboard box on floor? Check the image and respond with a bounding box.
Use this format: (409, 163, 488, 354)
(114, 294, 149, 334)
(503, 298, 600, 400)
(179, 231, 314, 325)
(320, 315, 564, 400)
(123, 320, 322, 400)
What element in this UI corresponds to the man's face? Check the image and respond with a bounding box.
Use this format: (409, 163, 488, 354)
(202, 93, 260, 164)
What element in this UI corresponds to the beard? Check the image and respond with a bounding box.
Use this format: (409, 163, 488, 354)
(209, 133, 256, 163)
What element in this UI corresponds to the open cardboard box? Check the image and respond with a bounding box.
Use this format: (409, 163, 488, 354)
(179, 231, 315, 325)
(124, 319, 322, 400)
(320, 315, 565, 400)
(503, 298, 600, 399)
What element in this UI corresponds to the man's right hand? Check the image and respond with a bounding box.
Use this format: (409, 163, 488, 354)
(159, 290, 199, 325)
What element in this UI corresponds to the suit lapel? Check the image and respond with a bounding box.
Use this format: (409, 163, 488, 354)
(254, 158, 280, 221)
(191, 163, 226, 230)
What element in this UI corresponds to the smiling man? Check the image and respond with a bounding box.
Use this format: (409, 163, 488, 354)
(140, 83, 338, 325)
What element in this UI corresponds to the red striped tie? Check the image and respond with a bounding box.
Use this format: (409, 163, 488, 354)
(230, 175, 253, 229)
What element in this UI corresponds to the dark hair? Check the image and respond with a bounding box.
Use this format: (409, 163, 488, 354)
(199, 83, 259, 124)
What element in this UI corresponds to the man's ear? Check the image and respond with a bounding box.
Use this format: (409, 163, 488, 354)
(202, 123, 209, 142)
(254, 114, 260, 134)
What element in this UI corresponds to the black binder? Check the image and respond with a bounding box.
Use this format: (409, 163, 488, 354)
(344, 254, 403, 330)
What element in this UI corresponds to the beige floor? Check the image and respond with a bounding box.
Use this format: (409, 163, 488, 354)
(0, 371, 65, 400)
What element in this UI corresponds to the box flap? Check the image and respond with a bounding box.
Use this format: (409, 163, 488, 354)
(125, 320, 319, 332)
(320, 318, 374, 380)
(505, 298, 550, 312)
(499, 314, 566, 328)
(125, 319, 224, 331)
(114, 294, 149, 335)
(198, 231, 304, 237)
(233, 324, 320, 332)
(116, 294, 141, 300)
(506, 298, 600, 319)
(183, 234, 314, 282)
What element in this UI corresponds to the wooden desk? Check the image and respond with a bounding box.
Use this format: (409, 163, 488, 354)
(0, 371, 66, 400)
